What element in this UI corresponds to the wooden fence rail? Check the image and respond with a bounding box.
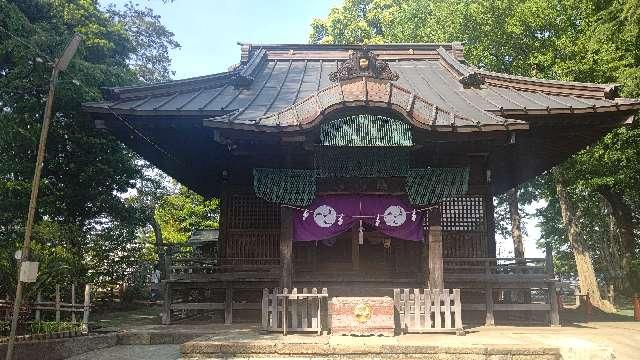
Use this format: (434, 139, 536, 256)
(394, 288, 465, 336)
(262, 288, 328, 335)
(1, 284, 91, 332)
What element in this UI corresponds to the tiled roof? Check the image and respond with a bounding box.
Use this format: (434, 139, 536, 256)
(83, 43, 640, 133)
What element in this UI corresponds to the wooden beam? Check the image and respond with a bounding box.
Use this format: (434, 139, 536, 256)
(280, 207, 294, 289)
(428, 207, 444, 290)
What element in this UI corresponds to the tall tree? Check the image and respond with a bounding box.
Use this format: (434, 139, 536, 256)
(553, 167, 615, 312)
(0, 0, 179, 292)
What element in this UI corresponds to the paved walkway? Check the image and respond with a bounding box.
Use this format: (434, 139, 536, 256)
(67, 321, 640, 360)
(65, 345, 180, 360)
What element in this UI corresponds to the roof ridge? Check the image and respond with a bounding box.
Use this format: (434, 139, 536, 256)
(475, 68, 620, 99)
(101, 71, 235, 101)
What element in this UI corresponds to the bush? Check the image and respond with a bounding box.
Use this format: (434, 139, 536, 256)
(28, 321, 81, 334)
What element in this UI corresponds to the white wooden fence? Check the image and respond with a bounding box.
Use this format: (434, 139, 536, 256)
(394, 288, 464, 335)
(261, 288, 327, 335)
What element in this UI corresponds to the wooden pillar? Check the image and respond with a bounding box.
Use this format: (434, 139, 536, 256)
(428, 207, 444, 290)
(280, 206, 294, 289)
(484, 260, 495, 326)
(351, 222, 360, 271)
(484, 189, 496, 258)
(546, 244, 560, 326)
(225, 285, 233, 325)
(161, 282, 171, 325)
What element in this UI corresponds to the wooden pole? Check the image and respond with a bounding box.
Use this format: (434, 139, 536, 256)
(6, 34, 81, 360)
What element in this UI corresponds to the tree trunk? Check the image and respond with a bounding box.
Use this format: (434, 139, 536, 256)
(151, 216, 166, 280)
(597, 186, 636, 295)
(553, 168, 615, 313)
(601, 197, 624, 293)
(506, 187, 525, 259)
(506, 187, 529, 306)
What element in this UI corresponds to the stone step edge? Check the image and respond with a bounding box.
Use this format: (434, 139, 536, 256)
(181, 341, 561, 356)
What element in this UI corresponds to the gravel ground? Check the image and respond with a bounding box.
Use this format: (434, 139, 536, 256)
(65, 345, 180, 360)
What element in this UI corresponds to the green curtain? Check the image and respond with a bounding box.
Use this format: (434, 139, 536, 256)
(405, 168, 470, 205)
(253, 168, 318, 206)
(321, 114, 413, 146)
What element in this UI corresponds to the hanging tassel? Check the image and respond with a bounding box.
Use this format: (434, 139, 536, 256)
(337, 214, 344, 225)
(358, 220, 364, 245)
(375, 214, 380, 227)
(302, 209, 310, 220)
(411, 209, 417, 222)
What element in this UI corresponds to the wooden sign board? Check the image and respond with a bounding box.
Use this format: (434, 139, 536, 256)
(19, 261, 39, 283)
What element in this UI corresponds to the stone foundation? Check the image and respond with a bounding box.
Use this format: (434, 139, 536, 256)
(329, 296, 395, 336)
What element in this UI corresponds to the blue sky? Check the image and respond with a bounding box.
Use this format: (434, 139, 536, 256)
(102, 0, 342, 79)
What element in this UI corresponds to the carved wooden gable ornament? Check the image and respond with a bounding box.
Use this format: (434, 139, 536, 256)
(329, 48, 400, 82)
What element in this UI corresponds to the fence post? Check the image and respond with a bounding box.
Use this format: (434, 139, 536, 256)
(55, 284, 61, 322)
(393, 289, 400, 332)
(546, 244, 560, 326)
(261, 288, 269, 331)
(35, 291, 42, 321)
(453, 289, 462, 331)
(82, 284, 91, 332)
(71, 283, 76, 323)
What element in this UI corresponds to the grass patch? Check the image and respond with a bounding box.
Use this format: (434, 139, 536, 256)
(92, 304, 162, 329)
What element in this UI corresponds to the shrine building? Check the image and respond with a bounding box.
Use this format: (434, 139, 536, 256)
(83, 43, 640, 329)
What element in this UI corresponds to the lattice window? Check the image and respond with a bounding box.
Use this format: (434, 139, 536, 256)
(427, 195, 487, 258)
(227, 194, 280, 230)
(440, 195, 485, 231)
(220, 193, 281, 265)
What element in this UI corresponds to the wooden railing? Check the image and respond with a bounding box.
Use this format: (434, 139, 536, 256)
(444, 257, 551, 283)
(394, 288, 464, 335)
(442, 254, 559, 327)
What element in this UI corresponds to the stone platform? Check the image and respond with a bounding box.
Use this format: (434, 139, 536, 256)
(176, 324, 633, 360)
(180, 333, 563, 359)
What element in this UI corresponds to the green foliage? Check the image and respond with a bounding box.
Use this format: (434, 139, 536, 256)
(0, 0, 179, 300)
(154, 185, 220, 244)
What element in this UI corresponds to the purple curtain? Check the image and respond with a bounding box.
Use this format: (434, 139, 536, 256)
(293, 195, 424, 242)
